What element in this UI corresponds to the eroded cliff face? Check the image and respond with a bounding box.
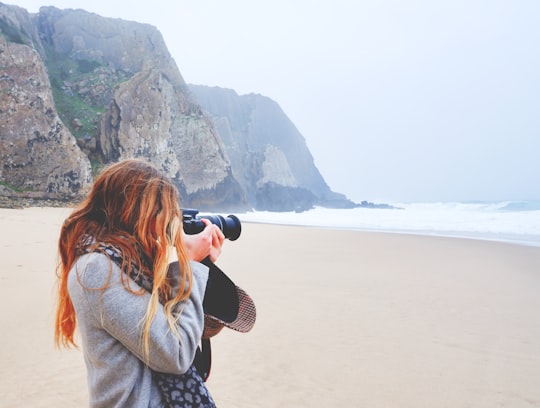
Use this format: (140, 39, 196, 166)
(0, 4, 246, 210)
(99, 69, 181, 177)
(189, 85, 354, 211)
(99, 68, 245, 210)
(0, 34, 92, 202)
(1, 4, 347, 211)
(38, 6, 247, 210)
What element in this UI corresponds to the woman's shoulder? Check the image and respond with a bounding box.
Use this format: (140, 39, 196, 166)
(69, 251, 121, 288)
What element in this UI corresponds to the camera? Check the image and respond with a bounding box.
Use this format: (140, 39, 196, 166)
(182, 209, 242, 241)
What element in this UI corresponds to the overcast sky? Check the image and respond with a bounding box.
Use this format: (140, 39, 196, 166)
(9, 0, 540, 202)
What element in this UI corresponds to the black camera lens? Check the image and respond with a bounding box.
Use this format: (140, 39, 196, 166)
(182, 209, 242, 241)
(200, 214, 241, 241)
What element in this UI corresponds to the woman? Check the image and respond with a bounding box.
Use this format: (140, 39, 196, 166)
(55, 159, 224, 407)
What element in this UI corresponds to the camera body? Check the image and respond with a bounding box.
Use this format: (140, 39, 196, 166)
(182, 209, 242, 241)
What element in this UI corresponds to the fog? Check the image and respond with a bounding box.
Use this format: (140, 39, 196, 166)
(11, 0, 540, 202)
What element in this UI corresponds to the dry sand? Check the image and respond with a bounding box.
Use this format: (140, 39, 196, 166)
(1, 207, 540, 407)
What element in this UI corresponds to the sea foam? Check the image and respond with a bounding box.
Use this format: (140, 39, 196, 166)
(234, 201, 540, 247)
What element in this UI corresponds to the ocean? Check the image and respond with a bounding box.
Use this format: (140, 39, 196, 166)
(235, 201, 540, 247)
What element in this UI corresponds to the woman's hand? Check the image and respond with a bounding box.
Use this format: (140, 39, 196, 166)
(182, 219, 225, 263)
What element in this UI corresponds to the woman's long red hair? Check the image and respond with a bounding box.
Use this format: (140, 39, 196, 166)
(55, 159, 192, 355)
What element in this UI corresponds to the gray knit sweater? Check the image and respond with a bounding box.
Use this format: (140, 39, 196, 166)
(67, 252, 209, 407)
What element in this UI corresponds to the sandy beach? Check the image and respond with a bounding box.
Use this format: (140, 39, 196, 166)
(1, 207, 540, 408)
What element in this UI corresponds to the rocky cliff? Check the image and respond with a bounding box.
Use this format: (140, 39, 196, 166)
(188, 85, 354, 211)
(0, 4, 353, 211)
(0, 5, 92, 204)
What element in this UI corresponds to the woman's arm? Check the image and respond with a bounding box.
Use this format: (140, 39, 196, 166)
(68, 252, 208, 374)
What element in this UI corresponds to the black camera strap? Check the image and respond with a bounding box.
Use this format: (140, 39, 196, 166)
(193, 337, 212, 381)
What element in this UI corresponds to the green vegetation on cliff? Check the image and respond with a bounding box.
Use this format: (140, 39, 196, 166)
(44, 47, 130, 140)
(0, 180, 24, 193)
(45, 47, 104, 138)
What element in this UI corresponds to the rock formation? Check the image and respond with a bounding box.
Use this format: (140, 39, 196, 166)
(189, 85, 355, 211)
(0, 4, 354, 211)
(0, 11, 92, 204)
(1, 4, 246, 210)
